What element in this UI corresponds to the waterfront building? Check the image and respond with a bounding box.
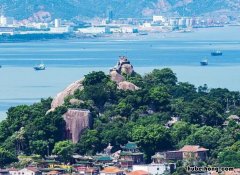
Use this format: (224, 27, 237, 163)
(54, 19, 61, 28)
(121, 26, 134, 33)
(49, 26, 72, 34)
(77, 26, 106, 34)
(169, 18, 178, 27)
(178, 18, 187, 27)
(0, 27, 15, 35)
(0, 15, 14, 26)
(185, 18, 192, 27)
(152, 16, 166, 23)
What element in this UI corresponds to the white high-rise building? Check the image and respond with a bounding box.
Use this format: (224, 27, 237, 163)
(178, 18, 186, 27)
(0, 15, 7, 26)
(54, 18, 61, 28)
(153, 15, 166, 23)
(0, 15, 14, 26)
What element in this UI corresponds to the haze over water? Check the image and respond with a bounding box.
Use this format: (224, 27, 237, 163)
(1, 26, 240, 120)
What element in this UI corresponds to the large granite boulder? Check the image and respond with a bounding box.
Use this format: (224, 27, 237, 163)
(109, 68, 125, 83)
(50, 79, 84, 111)
(63, 109, 91, 143)
(110, 56, 134, 83)
(118, 56, 134, 75)
(118, 81, 140, 91)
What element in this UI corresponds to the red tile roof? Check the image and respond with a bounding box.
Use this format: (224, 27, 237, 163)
(101, 166, 123, 173)
(128, 170, 149, 175)
(179, 145, 209, 152)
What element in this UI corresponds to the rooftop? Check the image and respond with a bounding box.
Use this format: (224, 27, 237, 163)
(122, 141, 138, 150)
(128, 170, 149, 175)
(179, 145, 209, 152)
(101, 166, 123, 173)
(96, 155, 113, 161)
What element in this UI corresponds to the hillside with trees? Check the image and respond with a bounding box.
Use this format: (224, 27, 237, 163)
(1, 68, 240, 170)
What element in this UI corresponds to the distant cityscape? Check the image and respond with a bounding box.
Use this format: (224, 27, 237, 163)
(1, 12, 240, 40)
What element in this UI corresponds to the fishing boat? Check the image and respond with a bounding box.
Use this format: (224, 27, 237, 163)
(34, 63, 45, 71)
(200, 59, 208, 66)
(211, 50, 222, 56)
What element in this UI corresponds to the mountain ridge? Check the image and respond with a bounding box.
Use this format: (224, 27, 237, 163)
(0, 0, 239, 21)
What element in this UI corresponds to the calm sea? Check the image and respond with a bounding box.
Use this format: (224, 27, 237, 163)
(1, 26, 240, 120)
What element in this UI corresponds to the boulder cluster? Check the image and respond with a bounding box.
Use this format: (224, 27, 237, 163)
(110, 56, 139, 91)
(48, 57, 139, 143)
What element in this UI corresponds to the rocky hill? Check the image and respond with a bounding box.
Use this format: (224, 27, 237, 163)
(1, 0, 240, 21)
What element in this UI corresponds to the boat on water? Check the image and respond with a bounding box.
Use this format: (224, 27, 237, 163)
(211, 50, 222, 56)
(34, 63, 45, 71)
(0, 65, 2, 68)
(200, 59, 208, 66)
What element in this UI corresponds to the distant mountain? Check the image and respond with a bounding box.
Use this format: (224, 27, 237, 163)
(1, 0, 240, 21)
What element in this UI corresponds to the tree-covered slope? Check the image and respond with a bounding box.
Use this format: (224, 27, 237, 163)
(1, 69, 240, 168)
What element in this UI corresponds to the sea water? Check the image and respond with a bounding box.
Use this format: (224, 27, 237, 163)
(1, 26, 240, 120)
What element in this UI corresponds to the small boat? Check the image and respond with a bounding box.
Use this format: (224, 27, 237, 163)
(34, 63, 45, 71)
(200, 59, 208, 66)
(211, 50, 222, 56)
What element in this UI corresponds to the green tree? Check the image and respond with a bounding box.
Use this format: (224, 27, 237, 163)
(131, 124, 172, 161)
(0, 147, 17, 167)
(218, 150, 240, 167)
(53, 140, 74, 163)
(148, 86, 170, 112)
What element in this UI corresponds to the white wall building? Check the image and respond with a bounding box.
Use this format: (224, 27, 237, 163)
(178, 18, 187, 27)
(9, 168, 40, 175)
(169, 18, 178, 27)
(0, 16, 14, 26)
(153, 16, 166, 23)
(133, 164, 171, 175)
(77, 27, 106, 34)
(54, 19, 61, 28)
(121, 26, 134, 33)
(50, 26, 72, 34)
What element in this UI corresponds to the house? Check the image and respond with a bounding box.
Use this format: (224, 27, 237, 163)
(119, 142, 144, 169)
(17, 167, 41, 175)
(132, 164, 171, 175)
(179, 145, 208, 161)
(95, 155, 114, 166)
(0, 169, 10, 175)
(85, 168, 99, 175)
(8, 168, 19, 175)
(100, 166, 124, 175)
(161, 145, 208, 162)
